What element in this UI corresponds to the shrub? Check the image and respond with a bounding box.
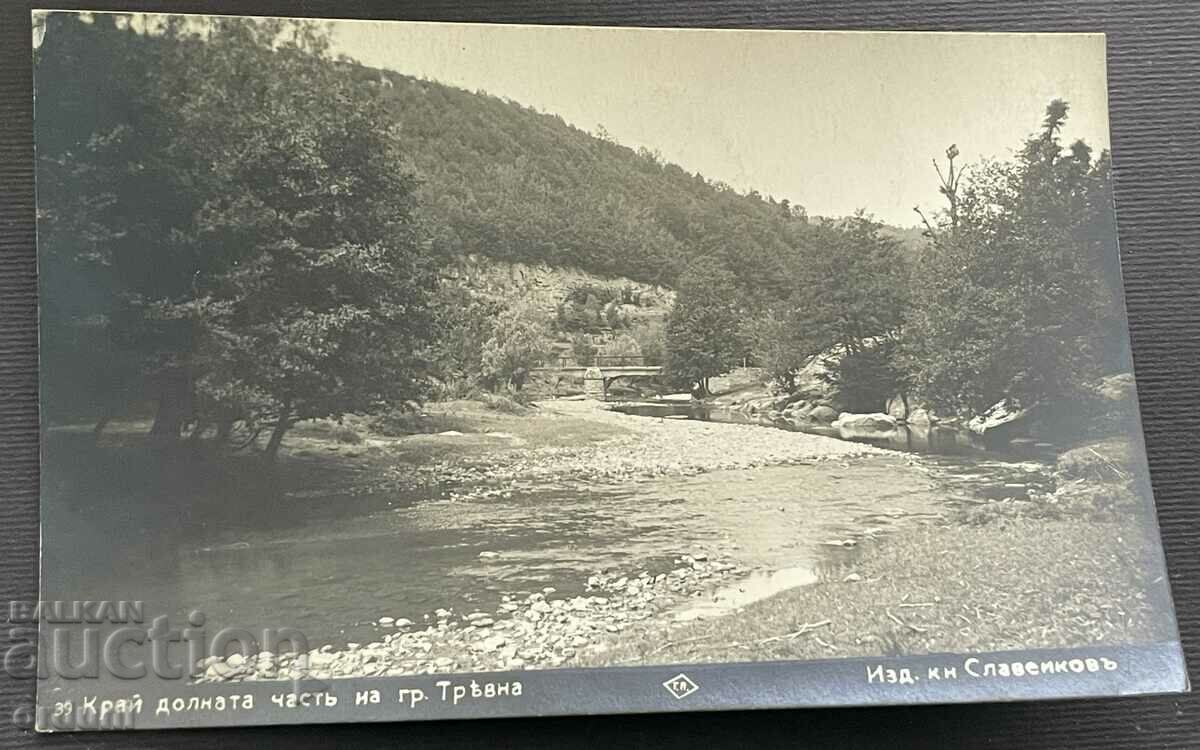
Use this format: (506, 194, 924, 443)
(332, 426, 364, 444)
(479, 391, 532, 414)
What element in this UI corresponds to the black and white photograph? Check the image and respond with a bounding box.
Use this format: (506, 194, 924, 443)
(29, 11, 1186, 731)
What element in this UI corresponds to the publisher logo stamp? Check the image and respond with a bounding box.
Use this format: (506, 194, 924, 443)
(662, 673, 699, 700)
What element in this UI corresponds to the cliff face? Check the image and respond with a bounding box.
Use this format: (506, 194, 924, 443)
(443, 254, 674, 319)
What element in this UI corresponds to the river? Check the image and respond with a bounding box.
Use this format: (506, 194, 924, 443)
(41, 404, 1052, 650)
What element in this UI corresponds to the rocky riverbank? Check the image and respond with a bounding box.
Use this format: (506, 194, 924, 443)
(195, 398, 906, 682)
(192, 400, 1157, 684)
(575, 434, 1169, 667)
(195, 551, 745, 681)
(365, 397, 896, 502)
(578, 513, 1171, 669)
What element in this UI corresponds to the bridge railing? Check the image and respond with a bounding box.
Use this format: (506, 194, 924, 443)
(541, 355, 662, 368)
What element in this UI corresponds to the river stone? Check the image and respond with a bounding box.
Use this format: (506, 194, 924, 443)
(394, 618, 414, 628)
(907, 408, 932, 425)
(308, 652, 334, 668)
(1097, 372, 1136, 403)
(479, 635, 507, 653)
(833, 412, 897, 431)
(434, 657, 454, 668)
(808, 405, 839, 423)
(226, 653, 246, 668)
(967, 400, 1029, 438)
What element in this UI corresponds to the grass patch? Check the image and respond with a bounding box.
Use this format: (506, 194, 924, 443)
(580, 514, 1171, 667)
(1056, 436, 1137, 483)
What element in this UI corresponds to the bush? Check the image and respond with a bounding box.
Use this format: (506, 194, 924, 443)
(368, 408, 428, 437)
(629, 320, 666, 366)
(332, 426, 364, 444)
(599, 333, 643, 363)
(570, 334, 598, 366)
(820, 339, 907, 413)
(479, 391, 532, 415)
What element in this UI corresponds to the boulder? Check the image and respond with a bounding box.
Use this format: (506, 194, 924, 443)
(1096, 373, 1136, 404)
(808, 405, 839, 424)
(885, 394, 910, 421)
(832, 412, 897, 431)
(907, 408, 932, 425)
(792, 353, 839, 401)
(967, 400, 1029, 440)
(478, 635, 507, 653)
(782, 399, 811, 420)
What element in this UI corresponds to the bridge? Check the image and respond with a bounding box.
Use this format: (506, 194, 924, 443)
(533, 355, 663, 400)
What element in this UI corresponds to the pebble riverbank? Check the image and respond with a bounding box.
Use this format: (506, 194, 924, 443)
(372, 398, 896, 502)
(195, 552, 743, 681)
(196, 399, 903, 682)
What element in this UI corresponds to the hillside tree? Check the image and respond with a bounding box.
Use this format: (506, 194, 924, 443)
(905, 100, 1106, 419)
(665, 262, 743, 394)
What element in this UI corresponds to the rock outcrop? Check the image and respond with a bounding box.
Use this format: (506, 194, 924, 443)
(832, 412, 897, 431)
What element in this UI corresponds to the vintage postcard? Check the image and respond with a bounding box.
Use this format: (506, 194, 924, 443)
(30, 11, 1186, 731)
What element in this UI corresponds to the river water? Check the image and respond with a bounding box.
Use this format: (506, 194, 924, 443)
(42, 406, 1052, 649)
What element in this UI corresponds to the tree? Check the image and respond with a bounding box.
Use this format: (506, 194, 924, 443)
(34, 13, 206, 437)
(36, 15, 444, 459)
(480, 298, 552, 392)
(665, 262, 742, 394)
(180, 18, 442, 459)
(429, 281, 503, 394)
(570, 333, 598, 366)
(791, 214, 908, 358)
(819, 339, 910, 414)
(754, 214, 908, 407)
(599, 333, 643, 364)
(628, 320, 666, 366)
(905, 101, 1106, 419)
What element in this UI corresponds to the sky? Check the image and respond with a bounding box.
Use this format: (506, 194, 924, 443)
(49, 13, 1111, 227)
(326, 21, 1111, 226)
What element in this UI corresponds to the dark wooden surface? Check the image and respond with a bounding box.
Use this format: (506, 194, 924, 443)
(2, 2, 1197, 746)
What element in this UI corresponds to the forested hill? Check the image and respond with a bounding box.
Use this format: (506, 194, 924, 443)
(344, 64, 826, 300)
